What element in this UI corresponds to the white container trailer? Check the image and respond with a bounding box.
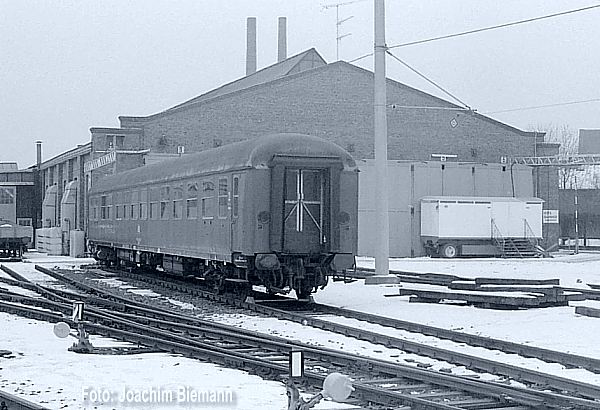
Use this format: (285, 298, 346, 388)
(420, 196, 543, 258)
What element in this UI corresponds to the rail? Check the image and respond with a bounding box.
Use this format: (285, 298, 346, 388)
(27, 264, 600, 401)
(1, 283, 575, 410)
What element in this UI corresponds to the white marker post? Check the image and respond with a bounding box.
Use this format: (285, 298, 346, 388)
(289, 350, 304, 379)
(72, 301, 84, 322)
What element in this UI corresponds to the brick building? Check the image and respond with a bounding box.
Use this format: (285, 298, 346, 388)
(40, 48, 559, 255)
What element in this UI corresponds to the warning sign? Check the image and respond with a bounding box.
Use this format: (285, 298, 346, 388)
(543, 210, 559, 224)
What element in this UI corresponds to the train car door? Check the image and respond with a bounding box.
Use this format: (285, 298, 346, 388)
(282, 168, 328, 253)
(230, 174, 240, 251)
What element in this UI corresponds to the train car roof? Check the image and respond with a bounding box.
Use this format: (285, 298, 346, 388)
(91, 133, 357, 193)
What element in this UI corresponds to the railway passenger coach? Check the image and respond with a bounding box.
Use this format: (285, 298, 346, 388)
(87, 133, 358, 298)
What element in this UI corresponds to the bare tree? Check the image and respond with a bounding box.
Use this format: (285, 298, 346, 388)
(530, 124, 577, 188)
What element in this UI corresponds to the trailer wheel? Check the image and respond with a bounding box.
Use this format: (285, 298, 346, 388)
(440, 243, 458, 258)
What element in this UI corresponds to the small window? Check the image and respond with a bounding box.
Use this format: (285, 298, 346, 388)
(150, 202, 159, 220)
(0, 187, 15, 204)
(232, 176, 240, 218)
(201, 180, 214, 219)
(100, 195, 112, 220)
(187, 183, 198, 219)
(115, 135, 125, 149)
(17, 218, 32, 227)
(130, 190, 138, 220)
(139, 188, 148, 220)
(160, 186, 170, 220)
(218, 178, 229, 218)
(123, 191, 131, 220)
(172, 187, 183, 219)
(115, 192, 123, 220)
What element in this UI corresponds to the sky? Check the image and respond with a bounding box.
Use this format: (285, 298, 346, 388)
(1, 0, 599, 168)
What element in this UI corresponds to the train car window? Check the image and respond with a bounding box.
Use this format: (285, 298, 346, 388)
(114, 192, 122, 220)
(173, 187, 183, 220)
(139, 188, 148, 220)
(232, 176, 239, 218)
(90, 197, 98, 221)
(150, 202, 158, 220)
(218, 178, 228, 218)
(123, 191, 131, 220)
(201, 181, 215, 219)
(131, 191, 138, 220)
(100, 195, 111, 220)
(160, 186, 170, 220)
(187, 183, 198, 219)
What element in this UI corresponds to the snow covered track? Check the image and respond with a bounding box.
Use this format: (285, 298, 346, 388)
(0, 389, 49, 410)
(24, 265, 600, 404)
(1, 274, 598, 410)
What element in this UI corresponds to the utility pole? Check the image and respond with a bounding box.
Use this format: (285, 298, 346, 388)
(365, 0, 397, 284)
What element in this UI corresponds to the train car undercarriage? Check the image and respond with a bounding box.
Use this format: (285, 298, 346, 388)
(91, 244, 335, 299)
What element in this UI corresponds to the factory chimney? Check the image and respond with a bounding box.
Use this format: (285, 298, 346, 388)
(246, 17, 257, 76)
(36, 141, 42, 168)
(277, 17, 287, 62)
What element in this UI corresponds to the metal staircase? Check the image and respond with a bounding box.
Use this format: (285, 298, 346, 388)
(491, 219, 541, 258)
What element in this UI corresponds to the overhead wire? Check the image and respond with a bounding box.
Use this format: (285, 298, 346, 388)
(386, 50, 471, 110)
(388, 3, 600, 50)
(483, 99, 600, 115)
(348, 4, 600, 63)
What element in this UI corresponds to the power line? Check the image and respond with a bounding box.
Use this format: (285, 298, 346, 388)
(484, 98, 600, 114)
(347, 3, 600, 62)
(388, 3, 600, 49)
(386, 50, 471, 109)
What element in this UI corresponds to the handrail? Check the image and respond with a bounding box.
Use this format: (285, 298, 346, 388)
(491, 219, 505, 256)
(524, 219, 538, 247)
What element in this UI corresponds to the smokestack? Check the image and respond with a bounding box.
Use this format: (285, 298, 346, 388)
(277, 17, 287, 62)
(36, 141, 42, 168)
(246, 17, 257, 76)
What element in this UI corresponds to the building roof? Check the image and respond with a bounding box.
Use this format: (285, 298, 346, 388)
(133, 48, 326, 118)
(0, 163, 18, 172)
(118, 48, 538, 140)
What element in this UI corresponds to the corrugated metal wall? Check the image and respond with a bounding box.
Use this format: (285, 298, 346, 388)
(358, 160, 534, 257)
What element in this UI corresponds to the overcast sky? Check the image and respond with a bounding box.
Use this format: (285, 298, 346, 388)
(2, 0, 599, 168)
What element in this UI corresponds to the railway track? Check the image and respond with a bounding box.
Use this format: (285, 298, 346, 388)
(64, 265, 600, 400)
(0, 389, 49, 410)
(0, 267, 598, 409)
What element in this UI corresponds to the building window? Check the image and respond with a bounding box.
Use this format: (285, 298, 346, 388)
(17, 218, 32, 227)
(105, 134, 126, 150)
(0, 187, 15, 204)
(218, 178, 228, 218)
(201, 181, 214, 219)
(115, 135, 125, 149)
(187, 183, 198, 219)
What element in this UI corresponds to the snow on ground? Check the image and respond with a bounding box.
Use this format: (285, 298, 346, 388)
(3, 250, 600, 408)
(314, 251, 600, 360)
(1, 252, 358, 409)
